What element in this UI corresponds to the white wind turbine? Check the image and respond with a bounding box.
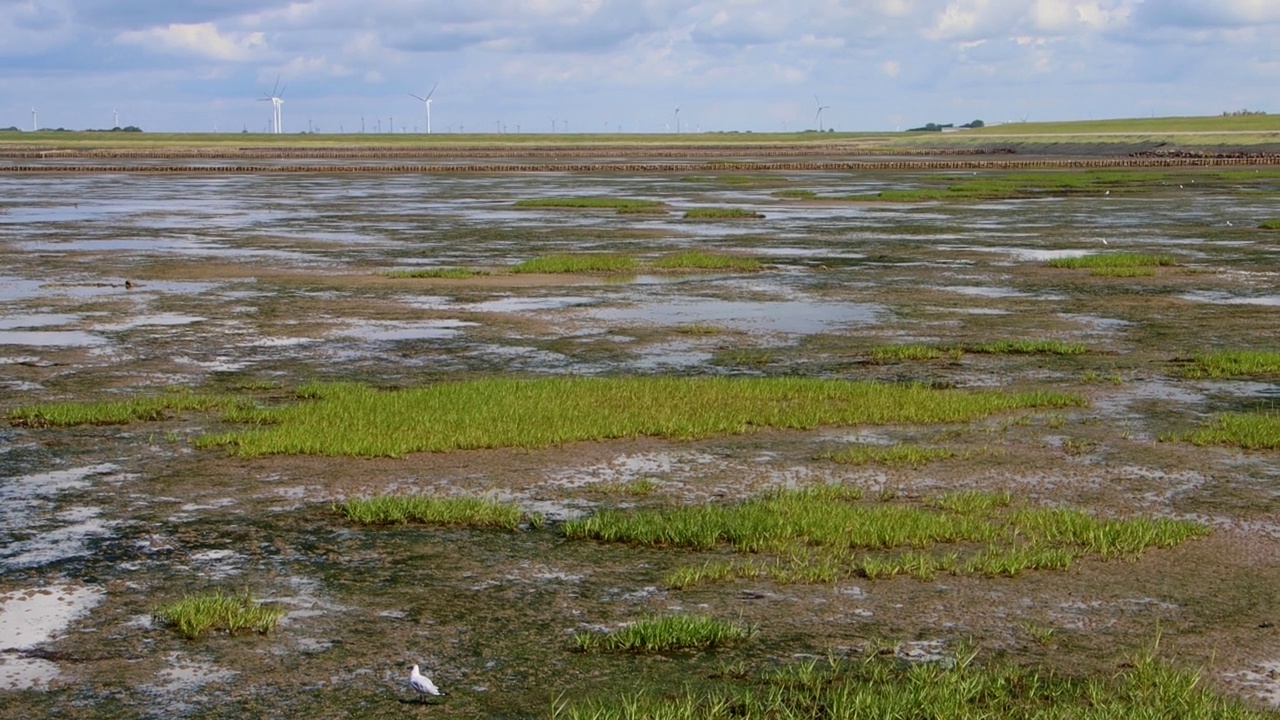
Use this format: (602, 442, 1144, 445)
(259, 77, 285, 134)
(31, 107, 37, 132)
(814, 96, 831, 132)
(409, 82, 439, 134)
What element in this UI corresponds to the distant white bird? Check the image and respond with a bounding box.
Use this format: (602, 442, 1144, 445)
(409, 664, 444, 701)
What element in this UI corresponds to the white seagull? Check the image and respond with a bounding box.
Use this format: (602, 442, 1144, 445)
(409, 664, 444, 701)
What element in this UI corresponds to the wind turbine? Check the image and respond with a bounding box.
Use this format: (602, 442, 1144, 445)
(31, 107, 36, 132)
(814, 96, 830, 132)
(259, 77, 285, 134)
(675, 106, 681, 133)
(113, 109, 119, 129)
(409, 81, 438, 134)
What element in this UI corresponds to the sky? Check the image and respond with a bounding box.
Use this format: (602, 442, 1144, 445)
(1, 0, 1277, 134)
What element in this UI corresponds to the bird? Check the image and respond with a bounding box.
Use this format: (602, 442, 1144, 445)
(409, 664, 444, 701)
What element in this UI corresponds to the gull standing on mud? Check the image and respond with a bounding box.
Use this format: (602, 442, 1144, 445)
(409, 664, 445, 701)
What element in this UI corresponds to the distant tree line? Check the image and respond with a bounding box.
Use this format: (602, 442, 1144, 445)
(1221, 109, 1267, 116)
(0, 126, 143, 132)
(907, 119, 984, 132)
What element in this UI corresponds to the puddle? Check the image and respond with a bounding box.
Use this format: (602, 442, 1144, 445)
(340, 319, 477, 342)
(0, 313, 80, 331)
(0, 584, 106, 690)
(95, 313, 206, 332)
(1227, 660, 1280, 708)
(0, 330, 107, 347)
(549, 451, 726, 489)
(1180, 291, 1280, 307)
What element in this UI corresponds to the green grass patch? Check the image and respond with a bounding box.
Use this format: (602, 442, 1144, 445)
(153, 590, 285, 640)
(382, 267, 488, 279)
(553, 645, 1272, 720)
(828, 443, 968, 468)
(652, 251, 761, 272)
(870, 344, 946, 361)
(1179, 412, 1280, 450)
(1261, 219, 1280, 230)
(964, 339, 1087, 355)
(336, 495, 529, 529)
(573, 614, 754, 653)
(683, 207, 765, 220)
(674, 323, 723, 335)
(1047, 252, 1178, 270)
(511, 254, 637, 274)
(8, 391, 237, 427)
(863, 170, 1173, 203)
(773, 189, 818, 199)
(1185, 350, 1280, 378)
(195, 377, 1084, 457)
(564, 487, 1206, 588)
(513, 197, 663, 210)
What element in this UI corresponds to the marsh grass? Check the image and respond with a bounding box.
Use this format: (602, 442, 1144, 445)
(674, 323, 723, 335)
(1259, 219, 1280, 230)
(8, 391, 237, 427)
(652, 251, 762, 272)
(71, 377, 1082, 457)
(827, 443, 968, 468)
(964, 339, 1087, 355)
(574, 614, 754, 653)
(870, 344, 946, 361)
(154, 590, 285, 640)
(337, 495, 528, 529)
(1180, 412, 1280, 450)
(511, 254, 637, 274)
(1185, 350, 1280, 378)
(1047, 252, 1178, 270)
(1090, 266, 1157, 277)
(513, 197, 663, 210)
(866, 170, 1171, 203)
(773, 189, 818, 199)
(566, 487, 1207, 588)
(683, 207, 765, 220)
(552, 647, 1269, 720)
(383, 267, 489, 279)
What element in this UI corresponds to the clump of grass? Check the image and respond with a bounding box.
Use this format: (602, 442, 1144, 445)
(574, 614, 754, 653)
(565, 487, 1207, 587)
(1179, 412, 1280, 450)
(827, 443, 967, 468)
(594, 478, 662, 497)
(964, 339, 1087, 355)
(383, 267, 488, 279)
(552, 647, 1269, 720)
(1185, 350, 1280, 378)
(674, 323, 722, 335)
(146, 377, 1080, 457)
(513, 197, 663, 210)
(861, 170, 1173, 204)
(511, 254, 637, 274)
(773, 189, 818, 199)
(154, 590, 285, 640)
(652, 251, 761, 272)
(1259, 219, 1280, 230)
(8, 391, 236, 427)
(683, 207, 765, 220)
(337, 495, 528, 529)
(870, 344, 945, 361)
(1047, 252, 1178, 270)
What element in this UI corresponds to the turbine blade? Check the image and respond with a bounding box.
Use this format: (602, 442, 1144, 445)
(425, 81, 438, 100)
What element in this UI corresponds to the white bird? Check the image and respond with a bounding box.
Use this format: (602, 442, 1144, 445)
(409, 664, 444, 701)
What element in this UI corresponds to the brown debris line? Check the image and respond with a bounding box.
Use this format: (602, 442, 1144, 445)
(2, 156, 1279, 174)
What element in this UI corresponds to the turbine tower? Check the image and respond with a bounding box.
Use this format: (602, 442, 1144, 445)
(259, 77, 286, 134)
(409, 81, 439, 134)
(31, 107, 37, 132)
(675, 106, 680, 133)
(814, 96, 831, 132)
(113, 109, 119, 129)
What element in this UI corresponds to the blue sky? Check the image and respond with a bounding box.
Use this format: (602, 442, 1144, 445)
(2, 0, 1277, 134)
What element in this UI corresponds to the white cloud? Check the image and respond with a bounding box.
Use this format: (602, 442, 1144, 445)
(881, 59, 902, 77)
(116, 22, 265, 61)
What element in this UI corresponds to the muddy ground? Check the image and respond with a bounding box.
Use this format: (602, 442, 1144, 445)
(0, 164, 1278, 717)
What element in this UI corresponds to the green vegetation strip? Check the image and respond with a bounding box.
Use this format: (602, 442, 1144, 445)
(383, 267, 488, 279)
(1185, 350, 1280, 378)
(190, 377, 1083, 457)
(1047, 252, 1178, 269)
(511, 253, 637, 273)
(683, 207, 765, 219)
(653, 251, 762, 272)
(1258, 219, 1280, 230)
(828, 443, 969, 468)
(871, 339, 1085, 359)
(574, 614, 754, 653)
(1181, 412, 1280, 450)
(560, 487, 1206, 587)
(551, 649, 1274, 720)
(337, 495, 530, 529)
(153, 590, 285, 640)
(514, 197, 663, 210)
(8, 391, 235, 427)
